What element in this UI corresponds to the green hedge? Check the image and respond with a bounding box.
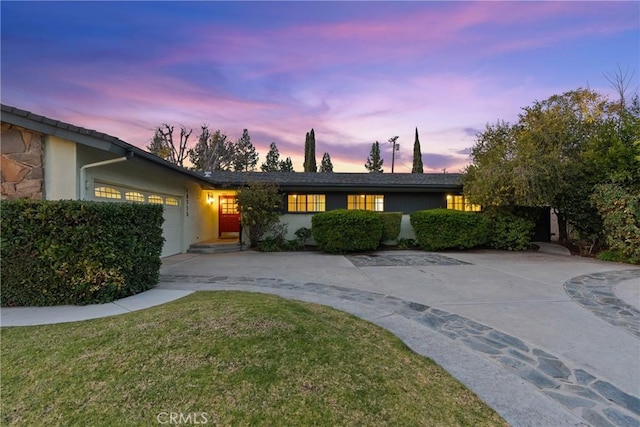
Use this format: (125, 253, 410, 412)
(378, 212, 402, 243)
(483, 209, 534, 251)
(1, 200, 164, 306)
(410, 209, 487, 251)
(312, 209, 382, 254)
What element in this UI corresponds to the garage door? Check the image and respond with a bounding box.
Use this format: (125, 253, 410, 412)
(92, 184, 183, 257)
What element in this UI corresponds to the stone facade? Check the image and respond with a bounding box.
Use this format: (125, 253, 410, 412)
(1, 123, 45, 200)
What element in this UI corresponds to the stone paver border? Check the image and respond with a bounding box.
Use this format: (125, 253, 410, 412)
(160, 273, 640, 427)
(564, 269, 640, 339)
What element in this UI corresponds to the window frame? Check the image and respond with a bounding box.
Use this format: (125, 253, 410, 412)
(287, 194, 326, 213)
(347, 194, 384, 212)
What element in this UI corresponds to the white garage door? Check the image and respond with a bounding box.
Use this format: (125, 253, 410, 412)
(92, 183, 183, 257)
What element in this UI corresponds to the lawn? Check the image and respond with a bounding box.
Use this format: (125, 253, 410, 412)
(1, 292, 506, 426)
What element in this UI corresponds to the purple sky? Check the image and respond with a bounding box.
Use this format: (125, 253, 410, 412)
(2, 1, 638, 173)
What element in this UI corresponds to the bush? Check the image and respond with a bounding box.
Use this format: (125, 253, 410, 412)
(236, 182, 281, 248)
(312, 209, 383, 254)
(410, 209, 487, 251)
(1, 200, 164, 306)
(483, 209, 534, 251)
(592, 183, 640, 264)
(378, 212, 402, 243)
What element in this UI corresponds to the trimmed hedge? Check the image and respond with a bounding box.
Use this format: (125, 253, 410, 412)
(378, 212, 402, 243)
(483, 209, 534, 251)
(410, 209, 487, 250)
(312, 209, 383, 254)
(1, 200, 164, 306)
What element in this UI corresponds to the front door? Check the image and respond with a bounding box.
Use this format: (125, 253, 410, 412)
(219, 195, 240, 237)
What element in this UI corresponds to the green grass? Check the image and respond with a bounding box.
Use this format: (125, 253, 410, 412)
(1, 292, 506, 426)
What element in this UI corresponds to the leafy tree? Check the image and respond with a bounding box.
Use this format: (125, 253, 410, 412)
(412, 127, 424, 173)
(463, 87, 639, 247)
(261, 142, 281, 172)
(320, 152, 333, 173)
(188, 127, 235, 172)
(233, 129, 259, 172)
(303, 129, 317, 172)
(236, 182, 281, 248)
(147, 124, 191, 167)
(280, 157, 294, 172)
(365, 141, 384, 173)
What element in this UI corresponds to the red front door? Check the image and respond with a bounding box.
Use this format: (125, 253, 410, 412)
(219, 195, 240, 237)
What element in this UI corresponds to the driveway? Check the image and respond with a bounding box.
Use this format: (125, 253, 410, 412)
(158, 247, 640, 427)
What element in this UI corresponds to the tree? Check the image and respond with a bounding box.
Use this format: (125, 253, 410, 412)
(412, 127, 424, 173)
(365, 141, 384, 173)
(303, 129, 317, 172)
(261, 142, 281, 172)
(279, 157, 294, 172)
(188, 127, 235, 172)
(462, 87, 635, 246)
(147, 124, 191, 167)
(233, 129, 259, 171)
(320, 152, 333, 172)
(236, 181, 282, 248)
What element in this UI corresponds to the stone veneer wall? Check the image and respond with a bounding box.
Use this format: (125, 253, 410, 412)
(1, 123, 45, 200)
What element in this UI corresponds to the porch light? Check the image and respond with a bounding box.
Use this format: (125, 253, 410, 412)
(446, 194, 452, 200)
(207, 194, 215, 204)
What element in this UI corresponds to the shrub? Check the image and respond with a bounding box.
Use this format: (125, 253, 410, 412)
(410, 209, 487, 251)
(592, 183, 640, 264)
(396, 238, 417, 250)
(483, 209, 534, 251)
(259, 223, 288, 252)
(1, 200, 164, 306)
(294, 227, 312, 245)
(236, 182, 281, 248)
(378, 212, 402, 243)
(312, 209, 383, 254)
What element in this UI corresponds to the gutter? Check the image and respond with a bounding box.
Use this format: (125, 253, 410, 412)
(79, 151, 133, 200)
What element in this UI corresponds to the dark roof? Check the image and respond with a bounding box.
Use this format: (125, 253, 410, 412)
(1, 103, 211, 184)
(204, 171, 461, 192)
(1, 103, 462, 192)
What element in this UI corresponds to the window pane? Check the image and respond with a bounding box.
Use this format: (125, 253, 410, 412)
(166, 197, 179, 206)
(125, 191, 145, 202)
(94, 186, 121, 199)
(148, 195, 163, 204)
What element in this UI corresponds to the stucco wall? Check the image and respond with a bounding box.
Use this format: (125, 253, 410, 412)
(1, 123, 45, 200)
(44, 136, 77, 199)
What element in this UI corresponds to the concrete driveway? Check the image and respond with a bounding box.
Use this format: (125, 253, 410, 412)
(157, 247, 640, 427)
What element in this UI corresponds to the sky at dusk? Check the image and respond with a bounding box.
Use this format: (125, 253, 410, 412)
(2, 1, 638, 173)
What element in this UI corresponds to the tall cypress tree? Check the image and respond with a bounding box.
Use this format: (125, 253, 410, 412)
(305, 128, 317, 172)
(365, 141, 384, 173)
(303, 131, 310, 171)
(412, 127, 424, 173)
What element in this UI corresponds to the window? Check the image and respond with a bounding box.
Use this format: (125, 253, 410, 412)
(287, 194, 326, 212)
(220, 197, 239, 214)
(148, 195, 163, 204)
(347, 195, 384, 212)
(165, 197, 179, 206)
(125, 191, 145, 202)
(446, 195, 481, 212)
(94, 186, 121, 199)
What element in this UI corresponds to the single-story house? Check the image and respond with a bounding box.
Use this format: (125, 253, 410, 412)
(1, 103, 510, 257)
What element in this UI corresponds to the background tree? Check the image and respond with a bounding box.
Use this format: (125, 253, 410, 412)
(233, 129, 259, 171)
(280, 157, 294, 172)
(236, 182, 282, 248)
(320, 152, 333, 172)
(412, 127, 424, 173)
(261, 142, 281, 172)
(303, 129, 317, 172)
(188, 127, 235, 172)
(365, 141, 384, 173)
(147, 124, 191, 167)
